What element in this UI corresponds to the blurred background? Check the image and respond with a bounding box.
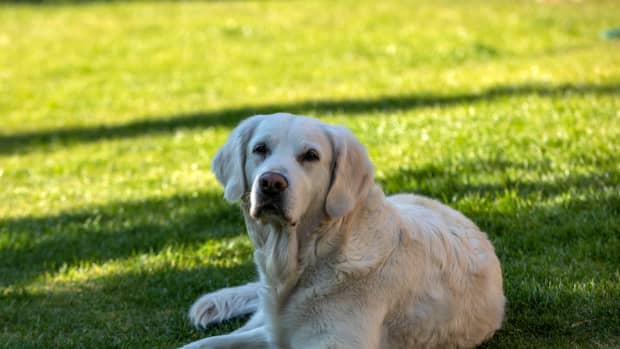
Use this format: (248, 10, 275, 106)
(1, 1, 618, 348)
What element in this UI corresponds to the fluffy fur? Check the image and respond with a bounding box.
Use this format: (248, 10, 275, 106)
(181, 113, 505, 349)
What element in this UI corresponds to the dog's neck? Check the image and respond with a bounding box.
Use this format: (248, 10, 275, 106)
(240, 184, 388, 307)
(240, 202, 322, 293)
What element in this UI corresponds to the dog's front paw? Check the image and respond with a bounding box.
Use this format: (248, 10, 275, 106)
(189, 293, 225, 329)
(189, 283, 259, 329)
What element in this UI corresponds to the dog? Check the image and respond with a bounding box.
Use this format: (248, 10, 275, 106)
(181, 113, 505, 349)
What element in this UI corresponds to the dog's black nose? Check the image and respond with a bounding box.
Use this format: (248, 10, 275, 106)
(259, 172, 288, 196)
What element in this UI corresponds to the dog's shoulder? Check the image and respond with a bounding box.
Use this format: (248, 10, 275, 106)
(327, 186, 402, 275)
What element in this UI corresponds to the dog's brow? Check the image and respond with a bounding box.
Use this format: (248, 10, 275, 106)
(298, 142, 322, 153)
(251, 135, 275, 148)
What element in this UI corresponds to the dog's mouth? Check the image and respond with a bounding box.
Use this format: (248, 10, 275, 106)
(256, 202, 283, 216)
(250, 201, 295, 226)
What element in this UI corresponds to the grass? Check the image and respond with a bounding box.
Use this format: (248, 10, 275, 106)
(0, 0, 619, 348)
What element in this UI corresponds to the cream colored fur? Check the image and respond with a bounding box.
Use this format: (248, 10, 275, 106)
(182, 113, 505, 349)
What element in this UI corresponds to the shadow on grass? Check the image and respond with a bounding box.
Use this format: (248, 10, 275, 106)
(378, 155, 620, 202)
(0, 190, 244, 288)
(1, 82, 618, 155)
(1, 263, 257, 349)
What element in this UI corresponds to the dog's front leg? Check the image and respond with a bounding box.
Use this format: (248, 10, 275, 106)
(232, 308, 265, 334)
(179, 326, 271, 349)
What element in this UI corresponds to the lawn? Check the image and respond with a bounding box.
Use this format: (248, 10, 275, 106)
(1, 0, 619, 348)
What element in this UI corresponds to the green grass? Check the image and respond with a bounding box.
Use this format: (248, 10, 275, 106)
(1, 0, 619, 348)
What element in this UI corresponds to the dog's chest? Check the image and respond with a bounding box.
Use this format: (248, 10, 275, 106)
(263, 267, 341, 347)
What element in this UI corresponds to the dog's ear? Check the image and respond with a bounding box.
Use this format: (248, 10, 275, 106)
(324, 125, 374, 218)
(212, 116, 263, 202)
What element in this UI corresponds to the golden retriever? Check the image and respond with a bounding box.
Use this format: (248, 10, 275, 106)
(181, 113, 505, 349)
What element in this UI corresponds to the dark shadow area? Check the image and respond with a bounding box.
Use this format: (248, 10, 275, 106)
(1, 82, 618, 156)
(378, 155, 620, 202)
(0, 190, 244, 287)
(0, 263, 257, 348)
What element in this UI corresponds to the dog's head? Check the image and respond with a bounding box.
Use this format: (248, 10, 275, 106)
(212, 113, 374, 226)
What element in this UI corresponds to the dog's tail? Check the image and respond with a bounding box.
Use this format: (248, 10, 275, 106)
(189, 282, 260, 328)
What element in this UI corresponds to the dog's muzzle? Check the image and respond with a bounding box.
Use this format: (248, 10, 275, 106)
(251, 171, 290, 221)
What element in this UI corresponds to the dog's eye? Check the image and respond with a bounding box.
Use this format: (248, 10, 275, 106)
(253, 143, 268, 155)
(302, 149, 320, 162)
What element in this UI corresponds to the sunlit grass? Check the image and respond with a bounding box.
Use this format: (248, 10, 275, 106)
(0, 0, 619, 348)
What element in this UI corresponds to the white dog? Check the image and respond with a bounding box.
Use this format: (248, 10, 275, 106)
(182, 113, 505, 349)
